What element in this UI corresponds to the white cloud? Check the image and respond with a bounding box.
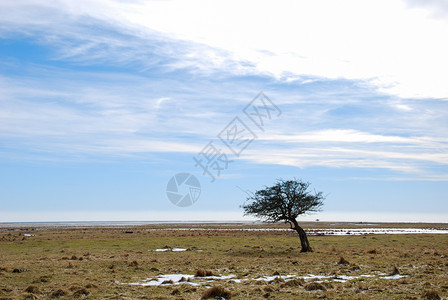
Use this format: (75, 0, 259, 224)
(2, 0, 448, 99)
(1, 0, 447, 181)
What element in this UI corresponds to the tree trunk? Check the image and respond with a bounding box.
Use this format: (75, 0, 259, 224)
(291, 219, 312, 252)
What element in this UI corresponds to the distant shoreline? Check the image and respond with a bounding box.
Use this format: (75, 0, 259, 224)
(0, 220, 447, 230)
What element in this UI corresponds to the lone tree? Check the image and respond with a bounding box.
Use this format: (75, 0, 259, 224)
(242, 179, 325, 252)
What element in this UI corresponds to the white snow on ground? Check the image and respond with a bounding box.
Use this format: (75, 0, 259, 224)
(154, 248, 188, 252)
(127, 274, 197, 286)
(254, 275, 296, 281)
(126, 274, 236, 286)
(124, 272, 408, 286)
(380, 274, 408, 280)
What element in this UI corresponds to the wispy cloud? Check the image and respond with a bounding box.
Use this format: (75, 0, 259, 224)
(0, 0, 447, 183)
(2, 0, 448, 99)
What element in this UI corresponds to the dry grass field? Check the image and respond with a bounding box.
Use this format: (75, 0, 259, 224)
(0, 222, 447, 299)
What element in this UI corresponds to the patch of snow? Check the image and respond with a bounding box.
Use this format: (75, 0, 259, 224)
(380, 274, 408, 280)
(302, 274, 333, 280)
(125, 274, 236, 286)
(154, 248, 187, 252)
(254, 275, 296, 281)
(124, 271, 410, 287)
(201, 274, 236, 280)
(127, 274, 197, 286)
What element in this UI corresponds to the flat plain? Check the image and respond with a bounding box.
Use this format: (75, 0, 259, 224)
(0, 222, 447, 299)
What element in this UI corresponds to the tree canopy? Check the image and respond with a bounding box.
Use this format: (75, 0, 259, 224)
(242, 179, 325, 252)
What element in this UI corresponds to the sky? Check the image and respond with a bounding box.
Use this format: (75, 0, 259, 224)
(0, 0, 447, 223)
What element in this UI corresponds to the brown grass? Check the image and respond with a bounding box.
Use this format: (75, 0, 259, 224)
(22, 293, 38, 300)
(0, 222, 447, 299)
(305, 282, 327, 291)
(201, 286, 231, 299)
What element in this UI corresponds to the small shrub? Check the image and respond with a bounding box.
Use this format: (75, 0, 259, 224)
(201, 286, 231, 299)
(51, 289, 67, 298)
(322, 282, 334, 289)
(280, 279, 304, 287)
(72, 288, 90, 298)
(37, 275, 51, 283)
(422, 290, 441, 300)
(195, 269, 214, 277)
(269, 277, 284, 283)
(305, 282, 327, 291)
(25, 286, 39, 294)
(389, 266, 400, 276)
(338, 257, 350, 265)
(161, 280, 173, 284)
(264, 286, 274, 292)
(128, 260, 138, 267)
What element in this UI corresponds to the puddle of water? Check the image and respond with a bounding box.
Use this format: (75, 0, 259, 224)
(307, 228, 448, 235)
(145, 228, 448, 235)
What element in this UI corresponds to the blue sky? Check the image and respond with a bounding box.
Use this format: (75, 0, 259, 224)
(1, 0, 447, 222)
